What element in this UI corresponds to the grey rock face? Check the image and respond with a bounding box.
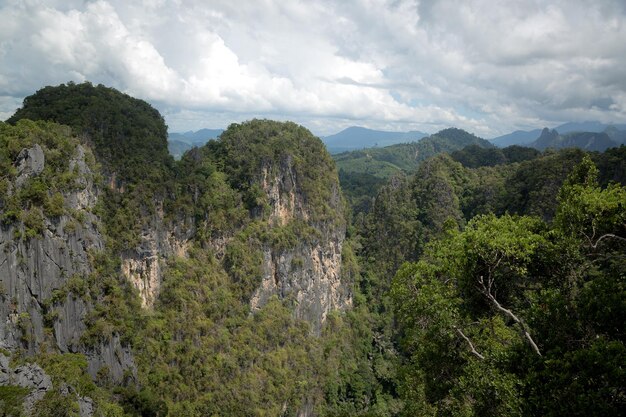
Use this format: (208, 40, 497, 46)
(86, 334, 136, 384)
(250, 158, 351, 334)
(11, 362, 53, 391)
(121, 204, 194, 308)
(0, 353, 52, 416)
(0, 353, 11, 385)
(0, 142, 135, 382)
(14, 144, 45, 188)
(0, 352, 94, 417)
(79, 394, 94, 417)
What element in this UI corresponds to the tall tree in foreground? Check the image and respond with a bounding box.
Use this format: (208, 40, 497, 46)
(392, 156, 625, 416)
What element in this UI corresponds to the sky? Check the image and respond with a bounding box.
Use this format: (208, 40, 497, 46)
(1, 0, 625, 138)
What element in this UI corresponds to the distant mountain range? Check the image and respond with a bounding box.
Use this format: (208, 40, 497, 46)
(334, 128, 494, 212)
(334, 127, 493, 179)
(167, 128, 224, 158)
(322, 126, 428, 154)
(530, 128, 618, 152)
(169, 128, 224, 143)
(491, 121, 626, 148)
(167, 126, 429, 158)
(167, 122, 626, 160)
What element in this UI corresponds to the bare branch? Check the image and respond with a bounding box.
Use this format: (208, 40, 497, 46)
(478, 275, 542, 356)
(484, 291, 541, 356)
(589, 233, 626, 249)
(454, 326, 484, 360)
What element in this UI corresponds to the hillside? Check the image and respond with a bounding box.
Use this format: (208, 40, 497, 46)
(335, 128, 494, 176)
(1, 83, 625, 417)
(358, 147, 626, 416)
(491, 128, 543, 147)
(322, 126, 428, 153)
(530, 127, 618, 151)
(169, 128, 224, 144)
(167, 128, 224, 159)
(492, 121, 626, 147)
(1, 83, 356, 416)
(335, 127, 494, 211)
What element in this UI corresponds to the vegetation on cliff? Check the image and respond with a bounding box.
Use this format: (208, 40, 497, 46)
(1, 82, 625, 416)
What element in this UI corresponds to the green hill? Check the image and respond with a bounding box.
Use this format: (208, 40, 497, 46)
(3, 82, 626, 417)
(7, 81, 173, 185)
(335, 128, 494, 177)
(335, 128, 494, 211)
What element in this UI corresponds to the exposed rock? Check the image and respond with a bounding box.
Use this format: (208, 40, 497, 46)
(86, 334, 136, 384)
(121, 203, 194, 308)
(261, 157, 308, 225)
(14, 144, 45, 188)
(0, 143, 135, 381)
(0, 353, 52, 416)
(0, 353, 11, 385)
(11, 362, 52, 391)
(0, 210, 101, 354)
(250, 157, 351, 334)
(67, 145, 99, 210)
(530, 127, 618, 151)
(0, 352, 94, 417)
(79, 394, 95, 417)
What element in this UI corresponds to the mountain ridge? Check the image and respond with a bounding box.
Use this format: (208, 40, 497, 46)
(322, 126, 429, 154)
(491, 121, 626, 147)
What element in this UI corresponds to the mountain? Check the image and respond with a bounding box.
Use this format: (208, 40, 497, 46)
(491, 128, 543, 147)
(3, 82, 626, 417)
(323, 126, 428, 154)
(335, 127, 494, 211)
(335, 127, 494, 178)
(168, 128, 223, 144)
(604, 125, 626, 144)
(530, 127, 618, 151)
(167, 128, 224, 159)
(1, 83, 351, 415)
(167, 139, 194, 159)
(554, 121, 626, 134)
(492, 121, 626, 147)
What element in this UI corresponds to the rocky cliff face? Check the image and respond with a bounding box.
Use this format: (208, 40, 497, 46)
(0, 352, 94, 417)
(0, 141, 135, 382)
(121, 203, 193, 308)
(250, 155, 351, 334)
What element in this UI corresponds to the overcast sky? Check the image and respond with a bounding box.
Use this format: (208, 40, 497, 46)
(1, 0, 625, 137)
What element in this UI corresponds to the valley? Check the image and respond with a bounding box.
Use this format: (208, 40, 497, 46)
(0, 82, 624, 416)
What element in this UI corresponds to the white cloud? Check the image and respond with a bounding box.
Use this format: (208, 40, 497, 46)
(0, 0, 625, 137)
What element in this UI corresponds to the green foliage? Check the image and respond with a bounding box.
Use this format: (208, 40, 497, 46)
(335, 128, 494, 209)
(451, 144, 540, 168)
(556, 155, 626, 244)
(37, 353, 95, 397)
(390, 157, 626, 416)
(132, 246, 317, 415)
(0, 386, 29, 417)
(29, 352, 129, 417)
(338, 169, 389, 213)
(168, 147, 248, 238)
(207, 119, 341, 222)
(6, 83, 625, 417)
(451, 144, 508, 168)
(81, 250, 144, 347)
(33, 389, 80, 417)
(0, 120, 93, 232)
(8, 82, 172, 185)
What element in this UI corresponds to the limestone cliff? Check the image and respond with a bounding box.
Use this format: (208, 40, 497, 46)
(0, 127, 135, 383)
(221, 123, 352, 334)
(120, 203, 193, 308)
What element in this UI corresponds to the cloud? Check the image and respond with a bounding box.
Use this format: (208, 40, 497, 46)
(0, 0, 625, 136)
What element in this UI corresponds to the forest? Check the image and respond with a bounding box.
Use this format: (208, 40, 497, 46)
(0, 82, 624, 416)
